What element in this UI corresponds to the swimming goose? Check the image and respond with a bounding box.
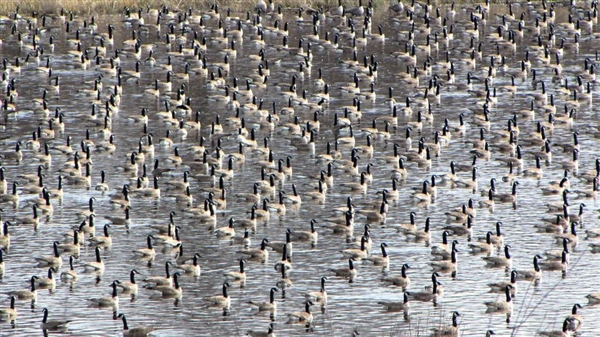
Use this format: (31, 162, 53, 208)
(429, 245, 459, 273)
(329, 258, 358, 281)
(204, 282, 231, 309)
(175, 253, 201, 277)
(0, 221, 12, 248)
(468, 231, 494, 254)
(35, 241, 62, 268)
(482, 245, 512, 268)
(118, 313, 155, 337)
(83, 246, 105, 273)
(565, 303, 583, 331)
(0, 296, 17, 320)
(116, 269, 140, 295)
(246, 322, 276, 337)
(238, 238, 269, 262)
(40, 307, 72, 331)
(88, 280, 119, 308)
(382, 263, 411, 289)
(88, 224, 112, 247)
(133, 235, 155, 260)
(289, 218, 319, 244)
(516, 254, 543, 281)
(248, 287, 278, 313)
(8, 275, 38, 301)
(225, 259, 247, 282)
(364, 242, 389, 267)
(485, 285, 513, 318)
(430, 311, 460, 337)
(215, 217, 236, 238)
(554, 222, 579, 247)
(488, 270, 518, 297)
(539, 250, 569, 272)
(143, 261, 173, 287)
(148, 272, 183, 299)
(538, 318, 572, 337)
(341, 236, 369, 260)
(378, 292, 410, 313)
(104, 206, 131, 227)
(287, 301, 313, 324)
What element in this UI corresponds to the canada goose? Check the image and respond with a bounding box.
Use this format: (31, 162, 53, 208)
(83, 246, 105, 273)
(116, 269, 140, 295)
(364, 242, 389, 267)
(0, 221, 12, 248)
(555, 222, 579, 247)
(239, 238, 269, 262)
(290, 219, 319, 244)
(411, 180, 431, 205)
(105, 206, 131, 227)
(118, 313, 155, 337)
(132, 235, 155, 260)
(485, 285, 513, 317)
(430, 311, 460, 337)
(539, 250, 569, 272)
(469, 231, 494, 254)
(204, 282, 231, 309)
(341, 236, 369, 260)
(60, 256, 78, 282)
(88, 280, 119, 309)
(382, 264, 411, 290)
(516, 254, 543, 281)
(488, 270, 518, 297)
(329, 258, 358, 281)
(225, 259, 247, 282)
(566, 303, 583, 331)
(175, 253, 201, 277)
(246, 322, 276, 337)
(143, 261, 173, 287)
(35, 241, 62, 268)
(248, 287, 278, 313)
(0, 181, 19, 207)
(40, 307, 72, 332)
(538, 318, 572, 337)
(0, 296, 17, 320)
(148, 272, 183, 299)
(215, 217, 236, 238)
(89, 224, 112, 247)
(482, 245, 512, 268)
(8, 275, 38, 301)
(429, 245, 459, 273)
(287, 301, 313, 324)
(378, 292, 409, 313)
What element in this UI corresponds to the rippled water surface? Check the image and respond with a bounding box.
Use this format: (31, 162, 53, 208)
(1, 1, 600, 336)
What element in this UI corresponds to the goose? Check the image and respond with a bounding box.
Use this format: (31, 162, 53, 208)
(411, 180, 431, 205)
(143, 261, 173, 287)
(215, 218, 236, 238)
(482, 245, 512, 268)
(116, 269, 140, 295)
(430, 311, 460, 337)
(468, 231, 494, 254)
(287, 301, 313, 324)
(429, 245, 459, 273)
(133, 235, 155, 260)
(83, 246, 105, 273)
(104, 206, 131, 227)
(494, 181, 519, 205)
(539, 250, 569, 272)
(148, 272, 183, 299)
(341, 236, 369, 260)
(443, 215, 473, 237)
(238, 238, 269, 262)
(545, 238, 571, 263)
(329, 258, 358, 281)
(88, 224, 112, 247)
(0, 296, 17, 320)
(175, 253, 201, 277)
(40, 308, 72, 331)
(59, 255, 78, 282)
(488, 270, 518, 296)
(35, 241, 62, 268)
(555, 222, 579, 247)
(364, 242, 389, 267)
(382, 264, 411, 289)
(586, 292, 600, 305)
(484, 285, 513, 316)
(516, 254, 543, 281)
(88, 281, 119, 308)
(566, 303, 583, 331)
(246, 323, 276, 337)
(248, 287, 278, 313)
(406, 276, 442, 304)
(290, 219, 319, 244)
(225, 259, 247, 282)
(0, 221, 12, 248)
(378, 292, 410, 315)
(204, 282, 231, 309)
(538, 318, 573, 337)
(118, 313, 155, 337)
(58, 229, 82, 257)
(8, 275, 38, 301)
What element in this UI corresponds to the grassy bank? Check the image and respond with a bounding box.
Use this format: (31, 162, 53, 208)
(1, 0, 333, 15)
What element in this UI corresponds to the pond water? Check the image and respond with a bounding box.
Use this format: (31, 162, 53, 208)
(1, 1, 600, 336)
